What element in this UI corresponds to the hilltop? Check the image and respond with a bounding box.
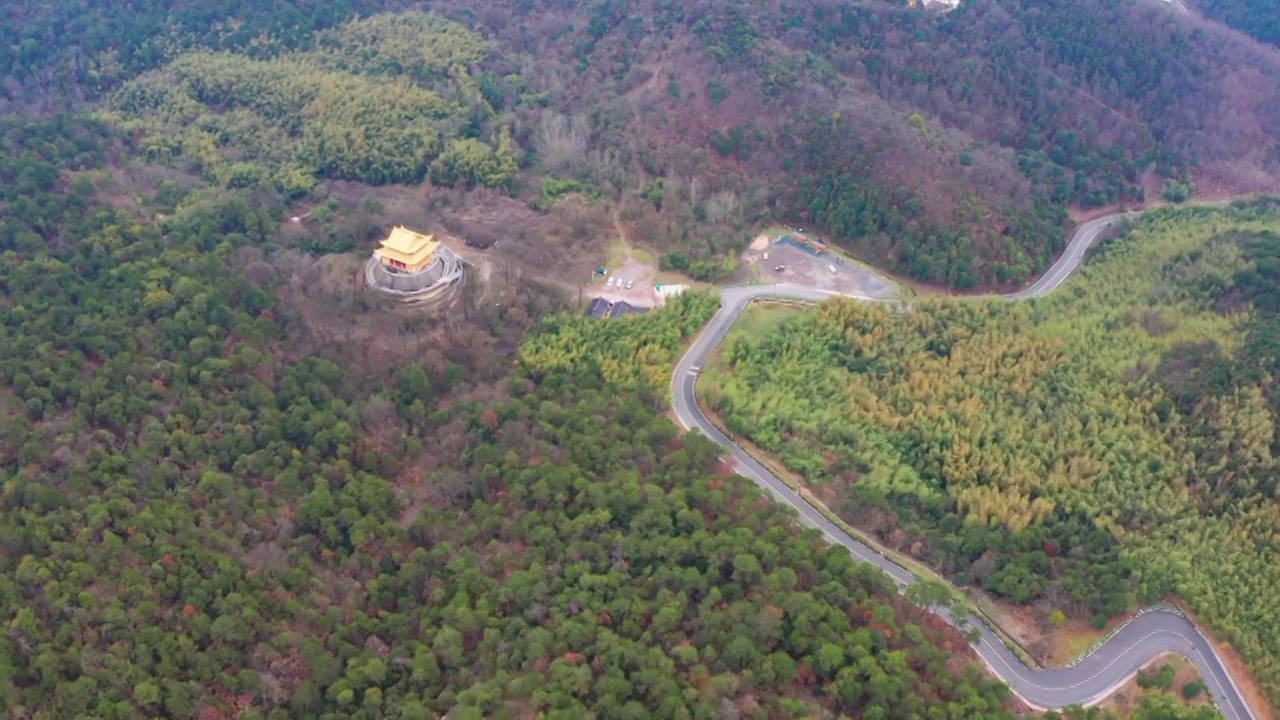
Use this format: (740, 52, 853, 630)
(3, 1, 1280, 290)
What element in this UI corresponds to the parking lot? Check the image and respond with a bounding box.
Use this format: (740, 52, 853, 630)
(586, 257, 656, 306)
(752, 240, 901, 299)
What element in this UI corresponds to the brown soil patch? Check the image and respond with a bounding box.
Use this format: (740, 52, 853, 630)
(967, 592, 1048, 664)
(324, 178, 424, 215)
(1044, 613, 1133, 667)
(1139, 169, 1168, 211)
(312, 181, 619, 302)
(1096, 674, 1145, 716)
(1191, 165, 1280, 201)
(1095, 656, 1214, 717)
(1169, 656, 1214, 711)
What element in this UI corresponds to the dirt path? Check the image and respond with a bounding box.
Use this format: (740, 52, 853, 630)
(611, 208, 629, 247)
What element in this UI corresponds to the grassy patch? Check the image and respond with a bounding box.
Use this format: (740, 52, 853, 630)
(631, 245, 656, 266)
(723, 303, 808, 346)
(656, 270, 710, 289)
(605, 238, 629, 270)
(1045, 596, 1142, 667)
(605, 237, 658, 271)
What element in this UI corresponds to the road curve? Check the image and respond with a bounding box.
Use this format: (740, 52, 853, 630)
(671, 211, 1260, 719)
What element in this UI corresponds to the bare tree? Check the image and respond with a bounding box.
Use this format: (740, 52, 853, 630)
(704, 190, 741, 225)
(586, 148, 626, 197)
(535, 111, 590, 173)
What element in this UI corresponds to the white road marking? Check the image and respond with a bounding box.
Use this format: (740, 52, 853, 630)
(671, 207, 1255, 719)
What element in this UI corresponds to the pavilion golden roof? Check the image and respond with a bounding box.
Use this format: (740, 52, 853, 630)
(378, 226, 439, 267)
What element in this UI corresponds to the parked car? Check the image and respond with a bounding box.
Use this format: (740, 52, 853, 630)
(774, 265, 785, 271)
(828, 264, 837, 274)
(607, 276, 615, 287)
(625, 280, 634, 289)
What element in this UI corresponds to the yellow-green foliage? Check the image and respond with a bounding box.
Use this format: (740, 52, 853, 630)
(106, 12, 512, 192)
(431, 128, 520, 190)
(708, 201, 1280, 704)
(314, 11, 491, 78)
(519, 293, 721, 392)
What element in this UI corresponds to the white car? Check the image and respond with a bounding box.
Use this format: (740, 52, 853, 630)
(607, 277, 615, 287)
(625, 280, 634, 289)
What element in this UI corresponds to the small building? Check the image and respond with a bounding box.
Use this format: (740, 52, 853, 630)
(377, 226, 440, 274)
(654, 284, 687, 307)
(586, 297, 650, 319)
(609, 300, 648, 318)
(587, 297, 612, 318)
(795, 232, 828, 253)
(778, 233, 828, 255)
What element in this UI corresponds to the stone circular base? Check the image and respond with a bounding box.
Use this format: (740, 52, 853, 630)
(365, 246, 467, 309)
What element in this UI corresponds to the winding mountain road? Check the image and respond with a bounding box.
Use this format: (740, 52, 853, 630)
(670, 211, 1260, 719)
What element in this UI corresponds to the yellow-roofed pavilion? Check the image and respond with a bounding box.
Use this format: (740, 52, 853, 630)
(377, 226, 440, 273)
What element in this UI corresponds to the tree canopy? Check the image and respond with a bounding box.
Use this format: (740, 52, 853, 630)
(106, 12, 514, 194)
(704, 199, 1280, 706)
(8, 0, 1280, 289)
(0, 110, 1036, 720)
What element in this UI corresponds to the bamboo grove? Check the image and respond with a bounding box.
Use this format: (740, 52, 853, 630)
(105, 13, 517, 197)
(702, 200, 1280, 706)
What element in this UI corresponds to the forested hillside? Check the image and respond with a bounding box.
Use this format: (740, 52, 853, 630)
(5, 0, 1280, 289)
(0, 107, 1237, 718)
(0, 111, 1040, 719)
(4, 0, 1280, 711)
(1194, 0, 1280, 49)
(703, 199, 1280, 707)
(0, 0, 386, 92)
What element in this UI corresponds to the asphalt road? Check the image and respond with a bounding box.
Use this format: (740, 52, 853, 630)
(670, 212, 1259, 719)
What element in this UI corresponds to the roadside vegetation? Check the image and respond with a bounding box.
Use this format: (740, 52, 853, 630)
(703, 199, 1280, 708)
